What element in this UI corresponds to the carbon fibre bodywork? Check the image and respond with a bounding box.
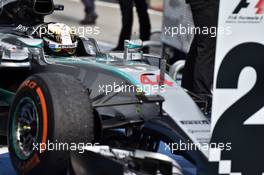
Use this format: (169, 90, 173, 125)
(0, 32, 211, 174)
(0, 1, 211, 173)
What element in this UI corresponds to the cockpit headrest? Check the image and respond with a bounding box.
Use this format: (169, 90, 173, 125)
(33, 0, 54, 15)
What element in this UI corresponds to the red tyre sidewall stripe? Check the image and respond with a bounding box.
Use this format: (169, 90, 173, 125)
(17, 80, 48, 173)
(36, 87, 48, 153)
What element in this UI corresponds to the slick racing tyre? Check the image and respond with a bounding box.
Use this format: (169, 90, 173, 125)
(8, 73, 94, 175)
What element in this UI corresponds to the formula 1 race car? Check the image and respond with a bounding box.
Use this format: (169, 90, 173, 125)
(0, 1, 211, 175)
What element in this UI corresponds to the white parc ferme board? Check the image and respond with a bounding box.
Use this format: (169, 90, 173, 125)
(210, 0, 264, 174)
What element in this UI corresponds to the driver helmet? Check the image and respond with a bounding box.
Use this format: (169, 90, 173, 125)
(42, 23, 77, 56)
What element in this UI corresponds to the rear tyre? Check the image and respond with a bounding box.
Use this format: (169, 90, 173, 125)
(8, 73, 94, 175)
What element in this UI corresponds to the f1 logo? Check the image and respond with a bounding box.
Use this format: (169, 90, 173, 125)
(256, 0, 264, 14)
(233, 0, 250, 14)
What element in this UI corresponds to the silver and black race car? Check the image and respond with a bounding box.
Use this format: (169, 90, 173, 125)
(0, 1, 211, 175)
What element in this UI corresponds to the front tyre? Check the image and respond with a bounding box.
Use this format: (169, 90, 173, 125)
(8, 73, 94, 175)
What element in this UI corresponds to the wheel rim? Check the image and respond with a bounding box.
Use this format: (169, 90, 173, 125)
(12, 97, 39, 160)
